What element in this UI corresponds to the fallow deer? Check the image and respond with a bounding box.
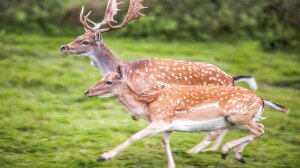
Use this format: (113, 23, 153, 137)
(61, 0, 258, 152)
(85, 67, 288, 167)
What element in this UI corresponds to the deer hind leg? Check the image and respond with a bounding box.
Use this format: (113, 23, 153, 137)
(162, 131, 175, 168)
(187, 129, 228, 154)
(97, 122, 166, 162)
(232, 142, 249, 163)
(221, 121, 265, 162)
(232, 122, 264, 163)
(203, 129, 228, 152)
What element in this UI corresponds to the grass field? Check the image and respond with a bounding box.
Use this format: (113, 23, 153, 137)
(0, 34, 299, 168)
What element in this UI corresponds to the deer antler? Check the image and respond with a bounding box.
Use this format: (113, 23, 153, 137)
(79, 0, 146, 33)
(100, 0, 147, 33)
(80, 6, 94, 31)
(100, 0, 123, 26)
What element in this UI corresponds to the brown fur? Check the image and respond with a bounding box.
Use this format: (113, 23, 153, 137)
(87, 73, 261, 123)
(84, 72, 284, 166)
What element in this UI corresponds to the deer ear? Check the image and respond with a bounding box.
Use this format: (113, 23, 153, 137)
(116, 65, 123, 79)
(94, 31, 101, 41)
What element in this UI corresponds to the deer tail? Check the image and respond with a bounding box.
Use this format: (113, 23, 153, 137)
(233, 76, 258, 91)
(263, 99, 289, 113)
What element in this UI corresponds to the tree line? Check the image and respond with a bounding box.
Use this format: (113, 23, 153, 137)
(0, 0, 299, 50)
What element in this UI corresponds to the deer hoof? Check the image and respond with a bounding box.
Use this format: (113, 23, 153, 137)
(238, 157, 246, 164)
(96, 156, 107, 162)
(221, 153, 228, 159)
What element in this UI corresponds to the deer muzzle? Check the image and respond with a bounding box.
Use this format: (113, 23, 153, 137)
(60, 45, 68, 52)
(85, 89, 91, 96)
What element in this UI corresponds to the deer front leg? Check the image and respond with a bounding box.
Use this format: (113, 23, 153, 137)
(97, 122, 166, 162)
(162, 131, 175, 168)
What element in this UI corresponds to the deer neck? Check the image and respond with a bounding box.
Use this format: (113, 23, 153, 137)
(115, 84, 149, 121)
(90, 43, 123, 76)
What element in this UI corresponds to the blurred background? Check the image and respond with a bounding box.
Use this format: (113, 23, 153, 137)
(1, 0, 300, 50)
(0, 0, 299, 167)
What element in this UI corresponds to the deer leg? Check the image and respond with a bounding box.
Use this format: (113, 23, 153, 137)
(97, 122, 166, 162)
(232, 123, 264, 163)
(162, 131, 175, 168)
(187, 129, 224, 154)
(232, 142, 249, 163)
(221, 122, 264, 160)
(221, 135, 254, 160)
(203, 129, 228, 152)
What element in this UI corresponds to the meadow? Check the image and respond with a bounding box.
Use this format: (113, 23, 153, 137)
(0, 34, 299, 168)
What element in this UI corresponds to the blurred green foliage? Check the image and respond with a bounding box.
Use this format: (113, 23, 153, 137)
(0, 0, 299, 50)
(0, 0, 62, 35)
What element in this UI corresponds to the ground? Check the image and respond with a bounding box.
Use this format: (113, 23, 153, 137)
(0, 34, 299, 168)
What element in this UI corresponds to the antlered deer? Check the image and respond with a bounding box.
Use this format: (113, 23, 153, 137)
(85, 67, 288, 167)
(61, 0, 258, 152)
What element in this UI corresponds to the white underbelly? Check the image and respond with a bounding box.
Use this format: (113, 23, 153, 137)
(167, 117, 231, 132)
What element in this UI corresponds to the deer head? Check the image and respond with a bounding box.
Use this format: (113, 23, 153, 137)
(61, 0, 146, 57)
(85, 66, 123, 97)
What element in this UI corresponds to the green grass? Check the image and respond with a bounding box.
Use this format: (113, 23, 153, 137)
(0, 34, 299, 168)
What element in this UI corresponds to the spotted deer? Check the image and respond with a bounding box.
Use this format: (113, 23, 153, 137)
(85, 67, 288, 167)
(61, 0, 258, 152)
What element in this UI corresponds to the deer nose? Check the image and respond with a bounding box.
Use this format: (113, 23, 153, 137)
(85, 89, 91, 96)
(60, 45, 67, 52)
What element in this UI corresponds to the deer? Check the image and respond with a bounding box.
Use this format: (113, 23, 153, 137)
(85, 66, 288, 167)
(60, 0, 258, 153)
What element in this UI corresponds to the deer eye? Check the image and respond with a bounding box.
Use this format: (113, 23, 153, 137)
(82, 41, 90, 45)
(105, 81, 113, 85)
